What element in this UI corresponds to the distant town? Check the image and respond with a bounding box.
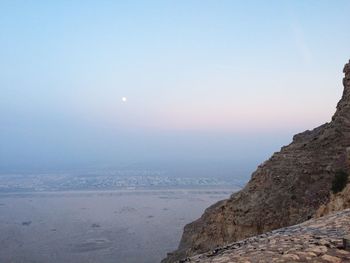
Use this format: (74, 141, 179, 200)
(0, 170, 241, 193)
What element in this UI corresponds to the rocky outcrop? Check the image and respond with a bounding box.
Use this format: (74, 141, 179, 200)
(162, 60, 350, 262)
(183, 209, 350, 263)
(316, 182, 350, 218)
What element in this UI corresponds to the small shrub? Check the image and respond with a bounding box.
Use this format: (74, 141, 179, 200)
(331, 170, 349, 194)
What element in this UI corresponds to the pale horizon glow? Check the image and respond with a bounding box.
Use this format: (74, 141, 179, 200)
(1, 1, 349, 172)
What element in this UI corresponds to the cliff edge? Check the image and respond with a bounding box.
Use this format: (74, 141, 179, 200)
(162, 60, 350, 262)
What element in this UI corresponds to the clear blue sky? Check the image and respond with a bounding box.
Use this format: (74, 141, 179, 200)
(1, 1, 349, 173)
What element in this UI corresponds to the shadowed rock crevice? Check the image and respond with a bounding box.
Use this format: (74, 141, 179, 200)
(162, 60, 350, 262)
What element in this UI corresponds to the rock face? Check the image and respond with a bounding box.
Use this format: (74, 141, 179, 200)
(185, 209, 350, 263)
(316, 182, 350, 218)
(162, 60, 350, 262)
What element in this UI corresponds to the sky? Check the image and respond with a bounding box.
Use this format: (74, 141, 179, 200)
(0, 1, 349, 175)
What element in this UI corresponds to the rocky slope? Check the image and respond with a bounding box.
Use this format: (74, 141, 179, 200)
(182, 209, 350, 263)
(162, 60, 350, 262)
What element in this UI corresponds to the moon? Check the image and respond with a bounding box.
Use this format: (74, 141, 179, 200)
(122, 97, 127, 102)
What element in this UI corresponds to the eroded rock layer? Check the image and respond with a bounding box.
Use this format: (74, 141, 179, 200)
(162, 60, 350, 262)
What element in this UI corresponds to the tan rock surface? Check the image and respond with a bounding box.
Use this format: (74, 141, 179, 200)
(316, 183, 350, 218)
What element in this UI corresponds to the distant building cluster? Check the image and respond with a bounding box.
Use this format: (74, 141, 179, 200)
(0, 171, 236, 193)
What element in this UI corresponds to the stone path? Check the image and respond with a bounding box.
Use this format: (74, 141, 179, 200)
(182, 209, 350, 262)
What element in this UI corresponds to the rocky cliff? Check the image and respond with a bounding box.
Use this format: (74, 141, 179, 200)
(162, 60, 350, 262)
